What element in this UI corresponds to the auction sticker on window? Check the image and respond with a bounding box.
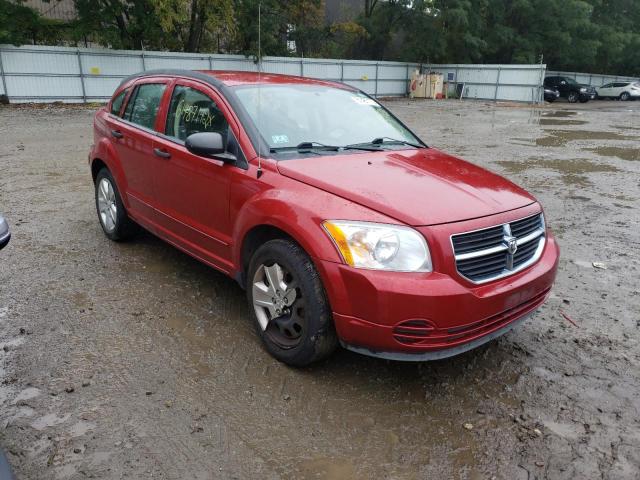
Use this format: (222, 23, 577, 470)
(272, 135, 289, 144)
(351, 96, 377, 106)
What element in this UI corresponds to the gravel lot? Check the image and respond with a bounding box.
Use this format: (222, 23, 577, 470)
(1, 98, 639, 480)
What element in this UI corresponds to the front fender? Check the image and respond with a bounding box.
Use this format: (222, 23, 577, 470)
(231, 175, 398, 274)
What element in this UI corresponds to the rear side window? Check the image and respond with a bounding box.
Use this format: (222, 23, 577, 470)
(123, 83, 166, 130)
(165, 85, 229, 144)
(110, 88, 128, 116)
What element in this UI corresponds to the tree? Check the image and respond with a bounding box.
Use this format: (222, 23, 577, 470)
(0, 0, 67, 45)
(231, 0, 325, 58)
(152, 0, 235, 52)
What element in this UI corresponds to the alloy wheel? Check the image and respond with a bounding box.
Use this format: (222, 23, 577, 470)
(252, 262, 305, 348)
(97, 178, 117, 233)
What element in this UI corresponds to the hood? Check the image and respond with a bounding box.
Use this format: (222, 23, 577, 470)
(276, 148, 536, 226)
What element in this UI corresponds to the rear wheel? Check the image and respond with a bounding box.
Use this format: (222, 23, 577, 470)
(247, 239, 338, 366)
(95, 168, 136, 241)
(620, 92, 631, 101)
(567, 91, 579, 103)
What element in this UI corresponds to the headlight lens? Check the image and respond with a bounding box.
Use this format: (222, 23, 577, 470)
(580, 87, 587, 92)
(322, 220, 432, 272)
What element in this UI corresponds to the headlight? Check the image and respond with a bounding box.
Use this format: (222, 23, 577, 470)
(580, 87, 587, 92)
(322, 220, 432, 272)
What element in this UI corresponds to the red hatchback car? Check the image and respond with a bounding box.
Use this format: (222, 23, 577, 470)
(89, 69, 559, 366)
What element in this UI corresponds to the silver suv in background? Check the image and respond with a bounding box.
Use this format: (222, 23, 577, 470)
(596, 81, 640, 101)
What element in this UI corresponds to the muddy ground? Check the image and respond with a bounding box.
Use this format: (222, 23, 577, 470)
(0, 98, 639, 480)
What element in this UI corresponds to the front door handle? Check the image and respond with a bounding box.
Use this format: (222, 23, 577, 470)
(110, 129, 123, 139)
(153, 148, 171, 159)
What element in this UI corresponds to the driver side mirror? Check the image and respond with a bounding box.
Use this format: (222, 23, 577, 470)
(185, 132, 236, 163)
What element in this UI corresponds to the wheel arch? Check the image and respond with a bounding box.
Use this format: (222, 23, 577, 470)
(90, 138, 129, 208)
(91, 158, 108, 183)
(237, 223, 315, 289)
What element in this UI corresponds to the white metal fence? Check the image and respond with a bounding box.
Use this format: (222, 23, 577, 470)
(547, 70, 639, 87)
(426, 63, 546, 103)
(0, 44, 548, 103)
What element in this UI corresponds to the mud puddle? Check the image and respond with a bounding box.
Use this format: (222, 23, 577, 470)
(541, 110, 578, 117)
(495, 157, 620, 187)
(536, 130, 639, 147)
(539, 119, 588, 126)
(584, 146, 640, 161)
(613, 125, 640, 131)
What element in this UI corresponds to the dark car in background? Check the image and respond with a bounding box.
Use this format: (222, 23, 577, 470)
(544, 76, 597, 103)
(543, 86, 560, 102)
(0, 215, 10, 250)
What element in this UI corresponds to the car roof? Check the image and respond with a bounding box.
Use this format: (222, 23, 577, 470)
(120, 68, 355, 91)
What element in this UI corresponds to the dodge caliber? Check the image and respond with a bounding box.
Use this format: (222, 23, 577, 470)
(89, 69, 559, 366)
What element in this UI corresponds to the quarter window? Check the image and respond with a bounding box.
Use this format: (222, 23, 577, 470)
(123, 83, 166, 130)
(165, 85, 229, 144)
(110, 88, 128, 116)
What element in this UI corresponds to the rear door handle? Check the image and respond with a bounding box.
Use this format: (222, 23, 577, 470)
(153, 148, 171, 159)
(110, 129, 123, 139)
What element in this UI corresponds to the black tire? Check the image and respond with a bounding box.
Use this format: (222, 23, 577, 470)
(579, 96, 589, 103)
(246, 238, 338, 366)
(546, 97, 555, 103)
(620, 92, 631, 101)
(567, 91, 579, 103)
(94, 168, 136, 241)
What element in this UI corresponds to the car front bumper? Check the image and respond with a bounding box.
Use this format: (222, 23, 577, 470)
(317, 209, 560, 361)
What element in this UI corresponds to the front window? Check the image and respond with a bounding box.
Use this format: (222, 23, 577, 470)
(232, 84, 422, 154)
(165, 85, 230, 144)
(563, 77, 579, 86)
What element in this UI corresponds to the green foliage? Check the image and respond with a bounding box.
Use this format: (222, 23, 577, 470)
(0, 0, 68, 45)
(1, 0, 639, 75)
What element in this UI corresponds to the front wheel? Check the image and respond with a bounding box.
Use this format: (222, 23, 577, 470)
(247, 239, 338, 366)
(567, 92, 579, 103)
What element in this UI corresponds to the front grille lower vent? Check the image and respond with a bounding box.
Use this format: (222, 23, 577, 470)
(451, 213, 545, 283)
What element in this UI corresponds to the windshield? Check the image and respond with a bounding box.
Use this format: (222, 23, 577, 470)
(564, 77, 579, 86)
(232, 84, 422, 153)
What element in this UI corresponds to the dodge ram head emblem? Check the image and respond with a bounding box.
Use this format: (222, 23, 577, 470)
(506, 236, 518, 255)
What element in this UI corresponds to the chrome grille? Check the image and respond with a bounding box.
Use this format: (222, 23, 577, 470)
(451, 213, 546, 283)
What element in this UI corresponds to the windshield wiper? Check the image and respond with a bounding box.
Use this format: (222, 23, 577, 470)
(270, 142, 340, 154)
(270, 141, 382, 154)
(342, 137, 423, 151)
(370, 137, 424, 149)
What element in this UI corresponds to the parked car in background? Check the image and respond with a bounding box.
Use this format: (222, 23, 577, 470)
(543, 86, 560, 102)
(0, 215, 10, 250)
(89, 69, 559, 366)
(544, 76, 597, 103)
(596, 81, 640, 101)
